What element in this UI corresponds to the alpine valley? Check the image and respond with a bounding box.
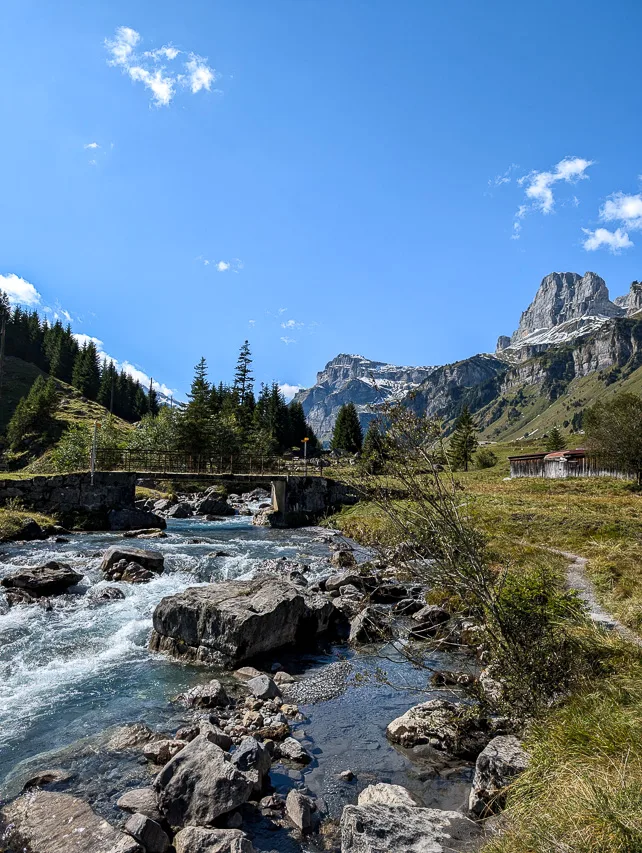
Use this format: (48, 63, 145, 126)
(294, 272, 642, 445)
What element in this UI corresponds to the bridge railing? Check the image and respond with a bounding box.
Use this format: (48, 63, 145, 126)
(95, 449, 325, 476)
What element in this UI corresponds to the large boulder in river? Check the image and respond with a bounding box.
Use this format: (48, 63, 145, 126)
(149, 578, 339, 667)
(101, 546, 164, 576)
(468, 735, 529, 817)
(1, 561, 83, 597)
(340, 804, 480, 853)
(109, 508, 166, 531)
(386, 698, 507, 758)
(154, 735, 253, 827)
(1, 790, 135, 853)
(195, 490, 235, 516)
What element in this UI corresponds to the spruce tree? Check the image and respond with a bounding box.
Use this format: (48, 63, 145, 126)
(449, 405, 478, 471)
(545, 426, 567, 452)
(361, 420, 389, 473)
(178, 357, 214, 455)
(331, 403, 363, 453)
(7, 376, 59, 451)
(233, 340, 254, 405)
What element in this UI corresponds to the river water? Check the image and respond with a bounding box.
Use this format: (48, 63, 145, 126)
(0, 517, 473, 846)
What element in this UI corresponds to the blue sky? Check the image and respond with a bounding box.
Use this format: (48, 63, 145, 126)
(2, 0, 642, 398)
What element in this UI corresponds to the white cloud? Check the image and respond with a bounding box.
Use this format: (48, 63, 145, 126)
(520, 156, 594, 214)
(84, 142, 100, 149)
(88, 159, 97, 166)
(128, 66, 175, 107)
(105, 27, 217, 107)
(600, 192, 642, 230)
(72, 334, 174, 397)
(216, 261, 230, 272)
(281, 319, 304, 329)
(186, 54, 217, 93)
(278, 307, 287, 314)
(279, 383, 300, 401)
(0, 273, 41, 306)
(105, 26, 140, 66)
(280, 336, 297, 345)
(199, 258, 243, 272)
(248, 319, 256, 326)
(488, 163, 518, 188)
(582, 227, 633, 253)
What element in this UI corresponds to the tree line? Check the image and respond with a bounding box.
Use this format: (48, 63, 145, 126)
(0, 290, 158, 424)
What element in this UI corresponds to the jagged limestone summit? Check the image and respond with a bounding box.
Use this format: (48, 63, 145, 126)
(295, 272, 642, 444)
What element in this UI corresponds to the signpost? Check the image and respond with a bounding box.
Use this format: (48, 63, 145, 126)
(302, 437, 309, 477)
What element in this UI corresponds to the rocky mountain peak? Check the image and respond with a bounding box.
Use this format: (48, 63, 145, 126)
(614, 281, 642, 316)
(497, 271, 625, 352)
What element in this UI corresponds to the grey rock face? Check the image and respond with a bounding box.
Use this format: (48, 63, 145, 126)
(293, 353, 436, 444)
(173, 827, 255, 853)
(149, 578, 336, 667)
(1, 561, 82, 597)
(1, 791, 128, 853)
(468, 735, 529, 817)
(615, 280, 642, 315)
(154, 735, 253, 827)
(340, 804, 480, 853)
(508, 271, 624, 348)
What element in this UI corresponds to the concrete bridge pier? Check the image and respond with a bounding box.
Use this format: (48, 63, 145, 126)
(268, 476, 359, 527)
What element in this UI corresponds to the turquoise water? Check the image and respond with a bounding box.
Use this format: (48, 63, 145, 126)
(0, 518, 472, 830)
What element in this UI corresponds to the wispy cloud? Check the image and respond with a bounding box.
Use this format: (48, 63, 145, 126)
(600, 192, 642, 230)
(509, 156, 594, 239)
(0, 273, 41, 306)
(281, 319, 304, 330)
(73, 333, 174, 397)
(279, 383, 300, 401)
(216, 261, 230, 272)
(280, 336, 297, 345)
(105, 26, 218, 107)
(582, 227, 633, 253)
(199, 257, 243, 273)
(488, 163, 518, 188)
(84, 142, 100, 150)
(248, 319, 256, 327)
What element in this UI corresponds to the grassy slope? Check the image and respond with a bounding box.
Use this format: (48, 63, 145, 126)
(0, 507, 55, 541)
(476, 360, 642, 444)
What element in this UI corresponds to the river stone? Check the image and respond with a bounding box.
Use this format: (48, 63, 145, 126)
(107, 723, 161, 751)
(468, 735, 529, 817)
(154, 735, 253, 827)
(109, 508, 167, 531)
(285, 789, 312, 833)
(166, 503, 192, 519)
(246, 674, 281, 699)
(233, 666, 263, 682)
(386, 699, 504, 758)
(325, 572, 363, 592)
(149, 578, 337, 667)
(173, 827, 255, 853)
(117, 787, 162, 822)
(91, 585, 126, 602)
(349, 606, 393, 644)
(101, 546, 164, 575)
(124, 813, 170, 853)
(277, 736, 311, 764)
(179, 679, 229, 708)
(331, 549, 357, 568)
(357, 783, 418, 807)
(340, 804, 481, 853)
(23, 768, 74, 790)
(231, 736, 271, 794)
(1, 790, 128, 853)
(409, 605, 451, 639)
(1, 561, 83, 597)
(196, 495, 235, 516)
(143, 738, 187, 764)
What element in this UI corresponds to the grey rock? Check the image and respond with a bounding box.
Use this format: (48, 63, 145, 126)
(231, 736, 271, 793)
(277, 737, 311, 764)
(179, 679, 229, 708)
(233, 666, 263, 682)
(143, 738, 187, 764)
(107, 723, 160, 751)
(124, 813, 170, 853)
(173, 827, 255, 853)
(340, 804, 481, 853)
(166, 503, 192, 519)
(331, 549, 357, 569)
(468, 735, 529, 817)
(116, 787, 162, 822)
(392, 597, 425, 615)
(325, 572, 363, 592)
(409, 605, 450, 639)
(357, 783, 418, 807)
(23, 768, 74, 790)
(349, 606, 393, 644)
(149, 578, 336, 667)
(386, 699, 506, 758)
(199, 722, 233, 751)
(101, 546, 164, 575)
(1, 561, 82, 597)
(91, 586, 126, 602)
(1, 790, 126, 853)
(154, 735, 253, 827)
(109, 508, 166, 531)
(196, 495, 235, 516)
(285, 789, 312, 833)
(246, 674, 281, 700)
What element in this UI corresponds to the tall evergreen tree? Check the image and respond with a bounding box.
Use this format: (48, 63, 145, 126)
(72, 341, 101, 400)
(6, 376, 59, 451)
(545, 426, 567, 452)
(331, 403, 363, 453)
(233, 340, 254, 405)
(178, 357, 214, 454)
(449, 405, 478, 471)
